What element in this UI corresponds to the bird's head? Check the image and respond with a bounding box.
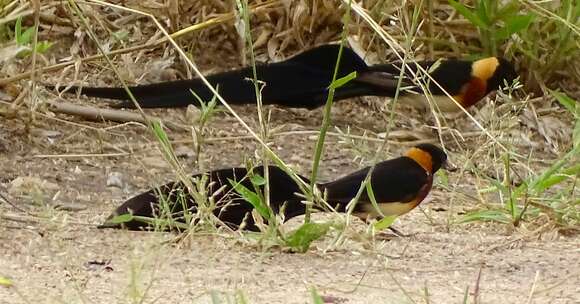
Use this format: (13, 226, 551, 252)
(405, 144, 449, 174)
(472, 57, 518, 94)
(442, 56, 517, 109)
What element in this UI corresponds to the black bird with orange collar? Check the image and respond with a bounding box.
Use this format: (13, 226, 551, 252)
(100, 143, 449, 231)
(48, 45, 517, 112)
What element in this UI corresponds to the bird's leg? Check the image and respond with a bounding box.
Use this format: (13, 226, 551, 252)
(387, 226, 409, 237)
(371, 225, 413, 241)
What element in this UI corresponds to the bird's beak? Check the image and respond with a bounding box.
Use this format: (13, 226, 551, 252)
(442, 160, 458, 172)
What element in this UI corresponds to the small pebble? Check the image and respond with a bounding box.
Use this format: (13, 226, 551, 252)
(106, 172, 124, 188)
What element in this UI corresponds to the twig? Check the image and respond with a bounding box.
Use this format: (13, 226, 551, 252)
(47, 100, 188, 131)
(1, 214, 40, 225)
(0, 0, 281, 86)
(0, 191, 27, 213)
(0, 2, 61, 26)
(32, 152, 130, 158)
(531, 272, 577, 296)
(1, 213, 94, 227)
(526, 271, 540, 304)
(473, 266, 483, 304)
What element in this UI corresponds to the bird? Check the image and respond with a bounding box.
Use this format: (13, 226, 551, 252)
(47, 44, 517, 112)
(364, 56, 518, 112)
(100, 143, 449, 231)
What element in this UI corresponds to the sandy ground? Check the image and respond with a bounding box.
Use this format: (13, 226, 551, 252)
(1, 100, 579, 304)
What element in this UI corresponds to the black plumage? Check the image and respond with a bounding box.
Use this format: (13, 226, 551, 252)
(48, 45, 516, 110)
(100, 166, 309, 231)
(101, 144, 448, 231)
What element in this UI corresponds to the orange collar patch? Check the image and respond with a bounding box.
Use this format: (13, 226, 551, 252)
(405, 148, 433, 173)
(456, 77, 487, 108)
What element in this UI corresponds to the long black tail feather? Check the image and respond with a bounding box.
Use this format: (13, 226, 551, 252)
(48, 45, 395, 109)
(100, 166, 313, 231)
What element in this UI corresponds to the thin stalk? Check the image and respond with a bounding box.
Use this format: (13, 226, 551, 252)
(70, 0, 315, 218)
(65, 1, 150, 127)
(346, 0, 510, 153)
(503, 153, 517, 221)
(427, 0, 435, 58)
(66, 0, 193, 193)
(0, 1, 280, 86)
(306, 0, 353, 223)
(337, 0, 423, 242)
(26, 0, 40, 132)
(236, 0, 272, 230)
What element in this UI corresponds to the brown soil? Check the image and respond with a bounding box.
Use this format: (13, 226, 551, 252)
(1, 99, 578, 304)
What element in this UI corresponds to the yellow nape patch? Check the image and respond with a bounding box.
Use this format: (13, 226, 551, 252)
(405, 147, 433, 173)
(472, 57, 500, 81)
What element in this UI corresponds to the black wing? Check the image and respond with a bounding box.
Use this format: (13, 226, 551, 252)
(361, 59, 473, 96)
(100, 166, 310, 231)
(320, 157, 428, 211)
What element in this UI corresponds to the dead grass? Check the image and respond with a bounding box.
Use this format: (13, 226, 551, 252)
(0, 0, 579, 303)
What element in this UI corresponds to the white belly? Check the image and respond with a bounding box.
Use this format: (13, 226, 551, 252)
(398, 94, 464, 112)
(356, 200, 421, 218)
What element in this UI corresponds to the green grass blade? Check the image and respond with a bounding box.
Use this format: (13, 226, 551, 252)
(373, 215, 397, 231)
(19, 26, 35, 45)
(105, 213, 190, 230)
(461, 210, 511, 224)
(551, 90, 579, 148)
(528, 145, 580, 193)
(285, 222, 331, 252)
(448, 0, 488, 29)
(534, 164, 580, 193)
(328, 71, 357, 90)
(475, 0, 491, 26)
(310, 287, 324, 304)
(462, 285, 469, 304)
(495, 14, 535, 40)
(0, 276, 13, 287)
(105, 213, 134, 224)
(151, 120, 179, 166)
(486, 176, 509, 194)
(308, 0, 354, 224)
(551, 90, 577, 115)
(364, 181, 399, 231)
(576, 116, 580, 150)
(496, 1, 521, 20)
(35, 41, 53, 53)
(235, 290, 249, 304)
(14, 16, 23, 44)
(132, 215, 189, 230)
(210, 290, 223, 304)
(250, 174, 266, 186)
(365, 182, 385, 218)
(436, 170, 449, 187)
(228, 178, 270, 220)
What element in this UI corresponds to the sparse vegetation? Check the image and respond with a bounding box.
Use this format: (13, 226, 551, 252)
(448, 0, 535, 56)
(0, 0, 578, 303)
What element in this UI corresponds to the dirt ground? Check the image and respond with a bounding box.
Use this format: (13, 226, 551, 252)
(1, 97, 579, 304)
